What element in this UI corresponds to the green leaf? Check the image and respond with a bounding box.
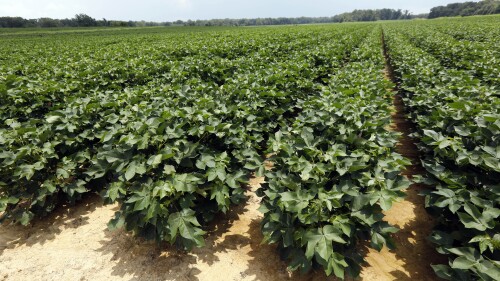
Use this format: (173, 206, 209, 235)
(452, 256, 475, 270)
(125, 163, 136, 181)
(152, 181, 172, 199)
(173, 173, 202, 192)
(19, 211, 34, 226)
(163, 165, 176, 175)
(108, 212, 125, 230)
(448, 101, 466, 110)
(46, 115, 61, 123)
(42, 180, 57, 193)
(438, 139, 451, 149)
(454, 126, 471, 136)
(129, 194, 150, 211)
(448, 247, 479, 261)
(431, 264, 453, 280)
(281, 190, 312, 213)
(304, 228, 324, 260)
(303, 225, 346, 265)
(371, 232, 387, 251)
(168, 209, 206, 248)
(352, 194, 371, 211)
(147, 154, 163, 167)
(457, 211, 486, 231)
(207, 168, 218, 182)
(106, 182, 126, 202)
(323, 225, 347, 244)
(331, 255, 346, 279)
(216, 167, 226, 181)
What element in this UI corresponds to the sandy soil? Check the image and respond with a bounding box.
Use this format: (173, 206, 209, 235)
(355, 63, 448, 281)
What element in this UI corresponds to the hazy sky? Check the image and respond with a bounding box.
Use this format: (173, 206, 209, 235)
(0, 0, 472, 21)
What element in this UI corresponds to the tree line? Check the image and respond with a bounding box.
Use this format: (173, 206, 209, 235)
(429, 0, 500, 18)
(175, 9, 426, 27)
(0, 9, 422, 29)
(331, 9, 417, 22)
(0, 14, 166, 28)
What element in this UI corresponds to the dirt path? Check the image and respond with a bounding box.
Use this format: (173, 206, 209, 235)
(356, 32, 446, 281)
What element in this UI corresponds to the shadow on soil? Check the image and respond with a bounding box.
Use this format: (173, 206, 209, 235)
(386, 184, 447, 281)
(384, 94, 447, 280)
(381, 31, 448, 281)
(242, 219, 339, 281)
(96, 192, 250, 281)
(96, 183, 338, 281)
(0, 193, 101, 255)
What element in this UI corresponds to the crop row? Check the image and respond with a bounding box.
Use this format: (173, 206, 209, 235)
(258, 27, 409, 279)
(384, 25, 500, 281)
(398, 25, 499, 88)
(1, 27, 354, 123)
(423, 16, 500, 44)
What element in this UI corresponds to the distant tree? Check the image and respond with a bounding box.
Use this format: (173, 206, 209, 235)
(379, 9, 393, 20)
(460, 6, 477, 16)
(37, 17, 61, 28)
(402, 10, 411, 19)
(97, 18, 110, 27)
(477, 0, 500, 13)
(74, 13, 97, 27)
(60, 18, 78, 27)
(331, 8, 413, 22)
(393, 9, 403, 19)
(0, 16, 27, 27)
(429, 0, 500, 18)
(25, 19, 38, 27)
(109, 20, 128, 27)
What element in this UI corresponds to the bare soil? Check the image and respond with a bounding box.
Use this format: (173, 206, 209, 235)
(354, 55, 448, 281)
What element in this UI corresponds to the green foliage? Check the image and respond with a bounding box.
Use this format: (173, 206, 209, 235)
(429, 0, 500, 19)
(258, 28, 410, 279)
(384, 18, 500, 281)
(4, 15, 497, 279)
(0, 23, 386, 258)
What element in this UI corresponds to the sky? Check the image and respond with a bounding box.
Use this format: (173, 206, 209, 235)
(0, 0, 473, 22)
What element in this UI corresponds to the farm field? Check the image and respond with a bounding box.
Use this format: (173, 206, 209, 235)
(0, 15, 499, 281)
